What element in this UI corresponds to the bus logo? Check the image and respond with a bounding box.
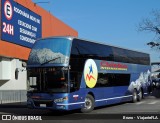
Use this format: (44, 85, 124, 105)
(84, 59, 98, 88)
(100, 61, 128, 71)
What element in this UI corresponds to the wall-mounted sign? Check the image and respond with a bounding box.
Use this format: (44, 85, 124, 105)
(1, 0, 42, 48)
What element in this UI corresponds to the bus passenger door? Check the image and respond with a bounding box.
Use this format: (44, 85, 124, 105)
(69, 71, 84, 110)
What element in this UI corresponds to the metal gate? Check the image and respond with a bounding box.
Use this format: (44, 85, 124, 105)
(0, 90, 27, 104)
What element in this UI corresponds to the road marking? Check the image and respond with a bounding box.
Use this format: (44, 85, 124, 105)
(148, 101, 159, 104)
(135, 101, 146, 105)
(135, 100, 160, 105)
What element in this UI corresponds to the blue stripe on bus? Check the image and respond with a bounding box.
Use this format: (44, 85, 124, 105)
(57, 95, 134, 106)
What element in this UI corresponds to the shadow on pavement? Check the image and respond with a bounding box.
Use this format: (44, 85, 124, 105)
(0, 89, 160, 119)
(151, 89, 160, 98)
(0, 104, 79, 116)
(0, 102, 27, 108)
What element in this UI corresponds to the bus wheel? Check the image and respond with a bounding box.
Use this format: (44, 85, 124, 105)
(132, 89, 138, 103)
(138, 89, 143, 101)
(81, 94, 95, 113)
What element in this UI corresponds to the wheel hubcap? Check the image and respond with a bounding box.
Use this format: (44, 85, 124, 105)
(139, 91, 142, 99)
(133, 92, 137, 101)
(84, 98, 92, 109)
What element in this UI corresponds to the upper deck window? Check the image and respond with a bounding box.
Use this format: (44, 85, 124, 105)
(28, 38, 71, 66)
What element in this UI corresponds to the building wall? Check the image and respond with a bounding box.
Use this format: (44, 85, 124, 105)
(0, 0, 78, 60)
(0, 57, 27, 103)
(0, 0, 78, 100)
(0, 58, 26, 90)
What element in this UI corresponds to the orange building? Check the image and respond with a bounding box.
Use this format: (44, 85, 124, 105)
(0, 0, 78, 103)
(0, 0, 78, 60)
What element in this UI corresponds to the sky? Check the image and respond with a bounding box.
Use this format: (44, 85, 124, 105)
(32, 0, 160, 63)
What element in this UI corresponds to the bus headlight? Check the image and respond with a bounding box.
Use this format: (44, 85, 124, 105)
(54, 96, 68, 103)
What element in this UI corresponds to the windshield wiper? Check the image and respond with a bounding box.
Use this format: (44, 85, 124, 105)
(41, 57, 61, 65)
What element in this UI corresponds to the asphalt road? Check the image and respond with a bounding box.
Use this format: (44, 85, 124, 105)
(0, 89, 160, 122)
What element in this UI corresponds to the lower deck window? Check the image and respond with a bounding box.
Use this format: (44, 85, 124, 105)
(96, 73, 130, 87)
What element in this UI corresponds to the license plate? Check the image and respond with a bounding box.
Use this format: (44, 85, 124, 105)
(40, 104, 46, 107)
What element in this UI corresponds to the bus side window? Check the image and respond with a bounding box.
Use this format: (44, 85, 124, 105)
(96, 73, 130, 87)
(97, 73, 109, 87)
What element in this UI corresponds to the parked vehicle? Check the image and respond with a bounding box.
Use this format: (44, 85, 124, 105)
(27, 36, 151, 113)
(151, 72, 160, 89)
(152, 78, 160, 89)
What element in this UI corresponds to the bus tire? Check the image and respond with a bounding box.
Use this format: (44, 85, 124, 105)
(138, 89, 143, 101)
(81, 94, 95, 113)
(132, 89, 138, 103)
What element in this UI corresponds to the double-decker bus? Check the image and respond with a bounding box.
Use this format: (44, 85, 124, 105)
(27, 37, 151, 113)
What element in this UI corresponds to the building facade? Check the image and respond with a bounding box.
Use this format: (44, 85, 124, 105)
(0, 0, 78, 103)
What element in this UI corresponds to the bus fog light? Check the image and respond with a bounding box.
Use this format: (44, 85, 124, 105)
(57, 105, 66, 109)
(54, 96, 68, 103)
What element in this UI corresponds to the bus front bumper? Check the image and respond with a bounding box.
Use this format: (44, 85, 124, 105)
(27, 98, 70, 111)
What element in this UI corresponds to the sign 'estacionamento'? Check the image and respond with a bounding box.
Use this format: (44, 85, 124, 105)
(1, 0, 42, 48)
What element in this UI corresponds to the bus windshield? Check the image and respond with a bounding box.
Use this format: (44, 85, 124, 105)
(27, 38, 71, 66)
(28, 67, 69, 93)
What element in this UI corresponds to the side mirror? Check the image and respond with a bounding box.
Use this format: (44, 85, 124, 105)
(22, 62, 27, 67)
(15, 68, 19, 80)
(71, 83, 74, 88)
